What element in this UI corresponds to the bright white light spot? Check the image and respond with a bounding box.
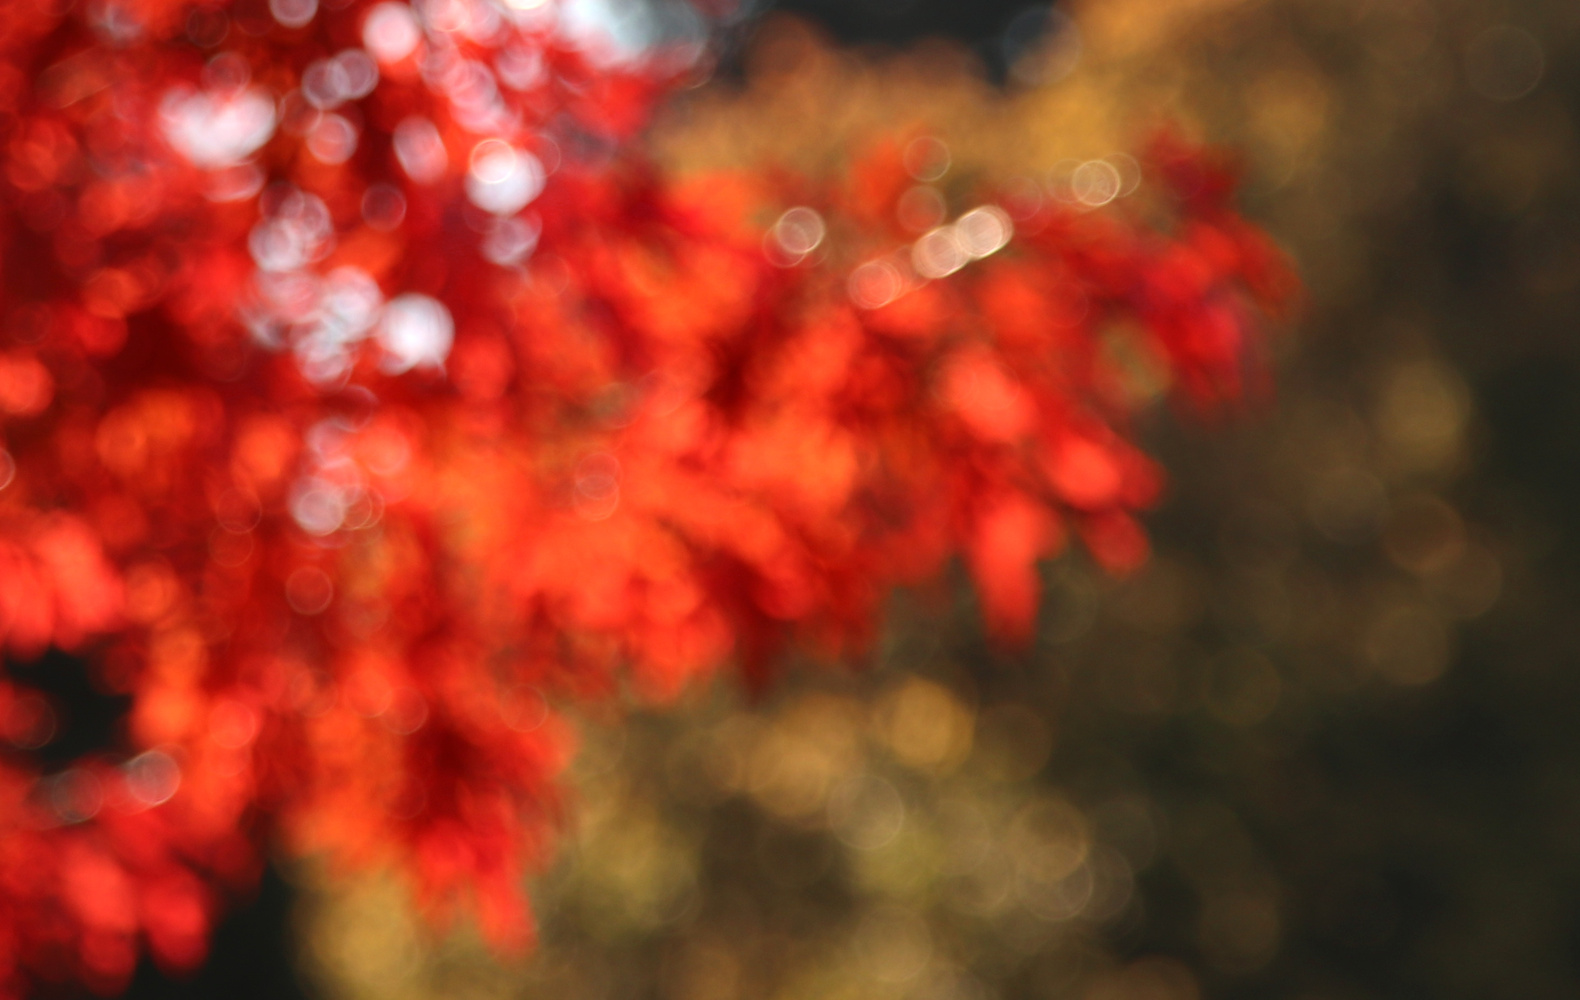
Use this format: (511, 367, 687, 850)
(467, 138, 515, 184)
(849, 259, 906, 310)
(482, 214, 541, 266)
(124, 750, 181, 807)
(496, 44, 547, 89)
(90, 0, 143, 44)
(242, 310, 287, 350)
(444, 59, 499, 110)
(248, 189, 333, 272)
(247, 219, 308, 272)
(558, 0, 654, 65)
(461, 0, 503, 42)
(270, 0, 317, 29)
(160, 85, 276, 168)
(334, 49, 379, 99)
(319, 266, 384, 337)
(305, 419, 353, 461)
(465, 140, 544, 215)
(295, 333, 354, 386)
(955, 206, 1013, 258)
(306, 113, 358, 164)
(393, 117, 448, 183)
(295, 51, 376, 111)
(503, 0, 554, 28)
(434, 59, 504, 133)
(301, 59, 343, 109)
(420, 0, 476, 34)
(362, 184, 407, 231)
(0, 451, 14, 490)
(290, 478, 348, 534)
(912, 225, 967, 279)
(377, 294, 454, 373)
(453, 101, 511, 138)
(363, 2, 421, 63)
(1071, 159, 1121, 207)
(255, 271, 323, 322)
(773, 207, 825, 257)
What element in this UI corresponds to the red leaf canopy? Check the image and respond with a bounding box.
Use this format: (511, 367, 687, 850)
(0, 0, 1291, 992)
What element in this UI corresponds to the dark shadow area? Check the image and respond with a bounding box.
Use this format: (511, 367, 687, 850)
(120, 864, 313, 1000)
(6, 649, 128, 769)
(760, 0, 1064, 80)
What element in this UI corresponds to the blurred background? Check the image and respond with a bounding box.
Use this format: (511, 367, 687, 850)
(130, 0, 1580, 996)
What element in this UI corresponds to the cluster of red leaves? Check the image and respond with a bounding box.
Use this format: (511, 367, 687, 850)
(0, 0, 1291, 992)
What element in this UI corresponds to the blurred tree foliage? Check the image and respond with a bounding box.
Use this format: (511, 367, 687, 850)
(287, 1, 1580, 999)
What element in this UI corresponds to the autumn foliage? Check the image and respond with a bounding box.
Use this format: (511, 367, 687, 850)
(0, 0, 1290, 992)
